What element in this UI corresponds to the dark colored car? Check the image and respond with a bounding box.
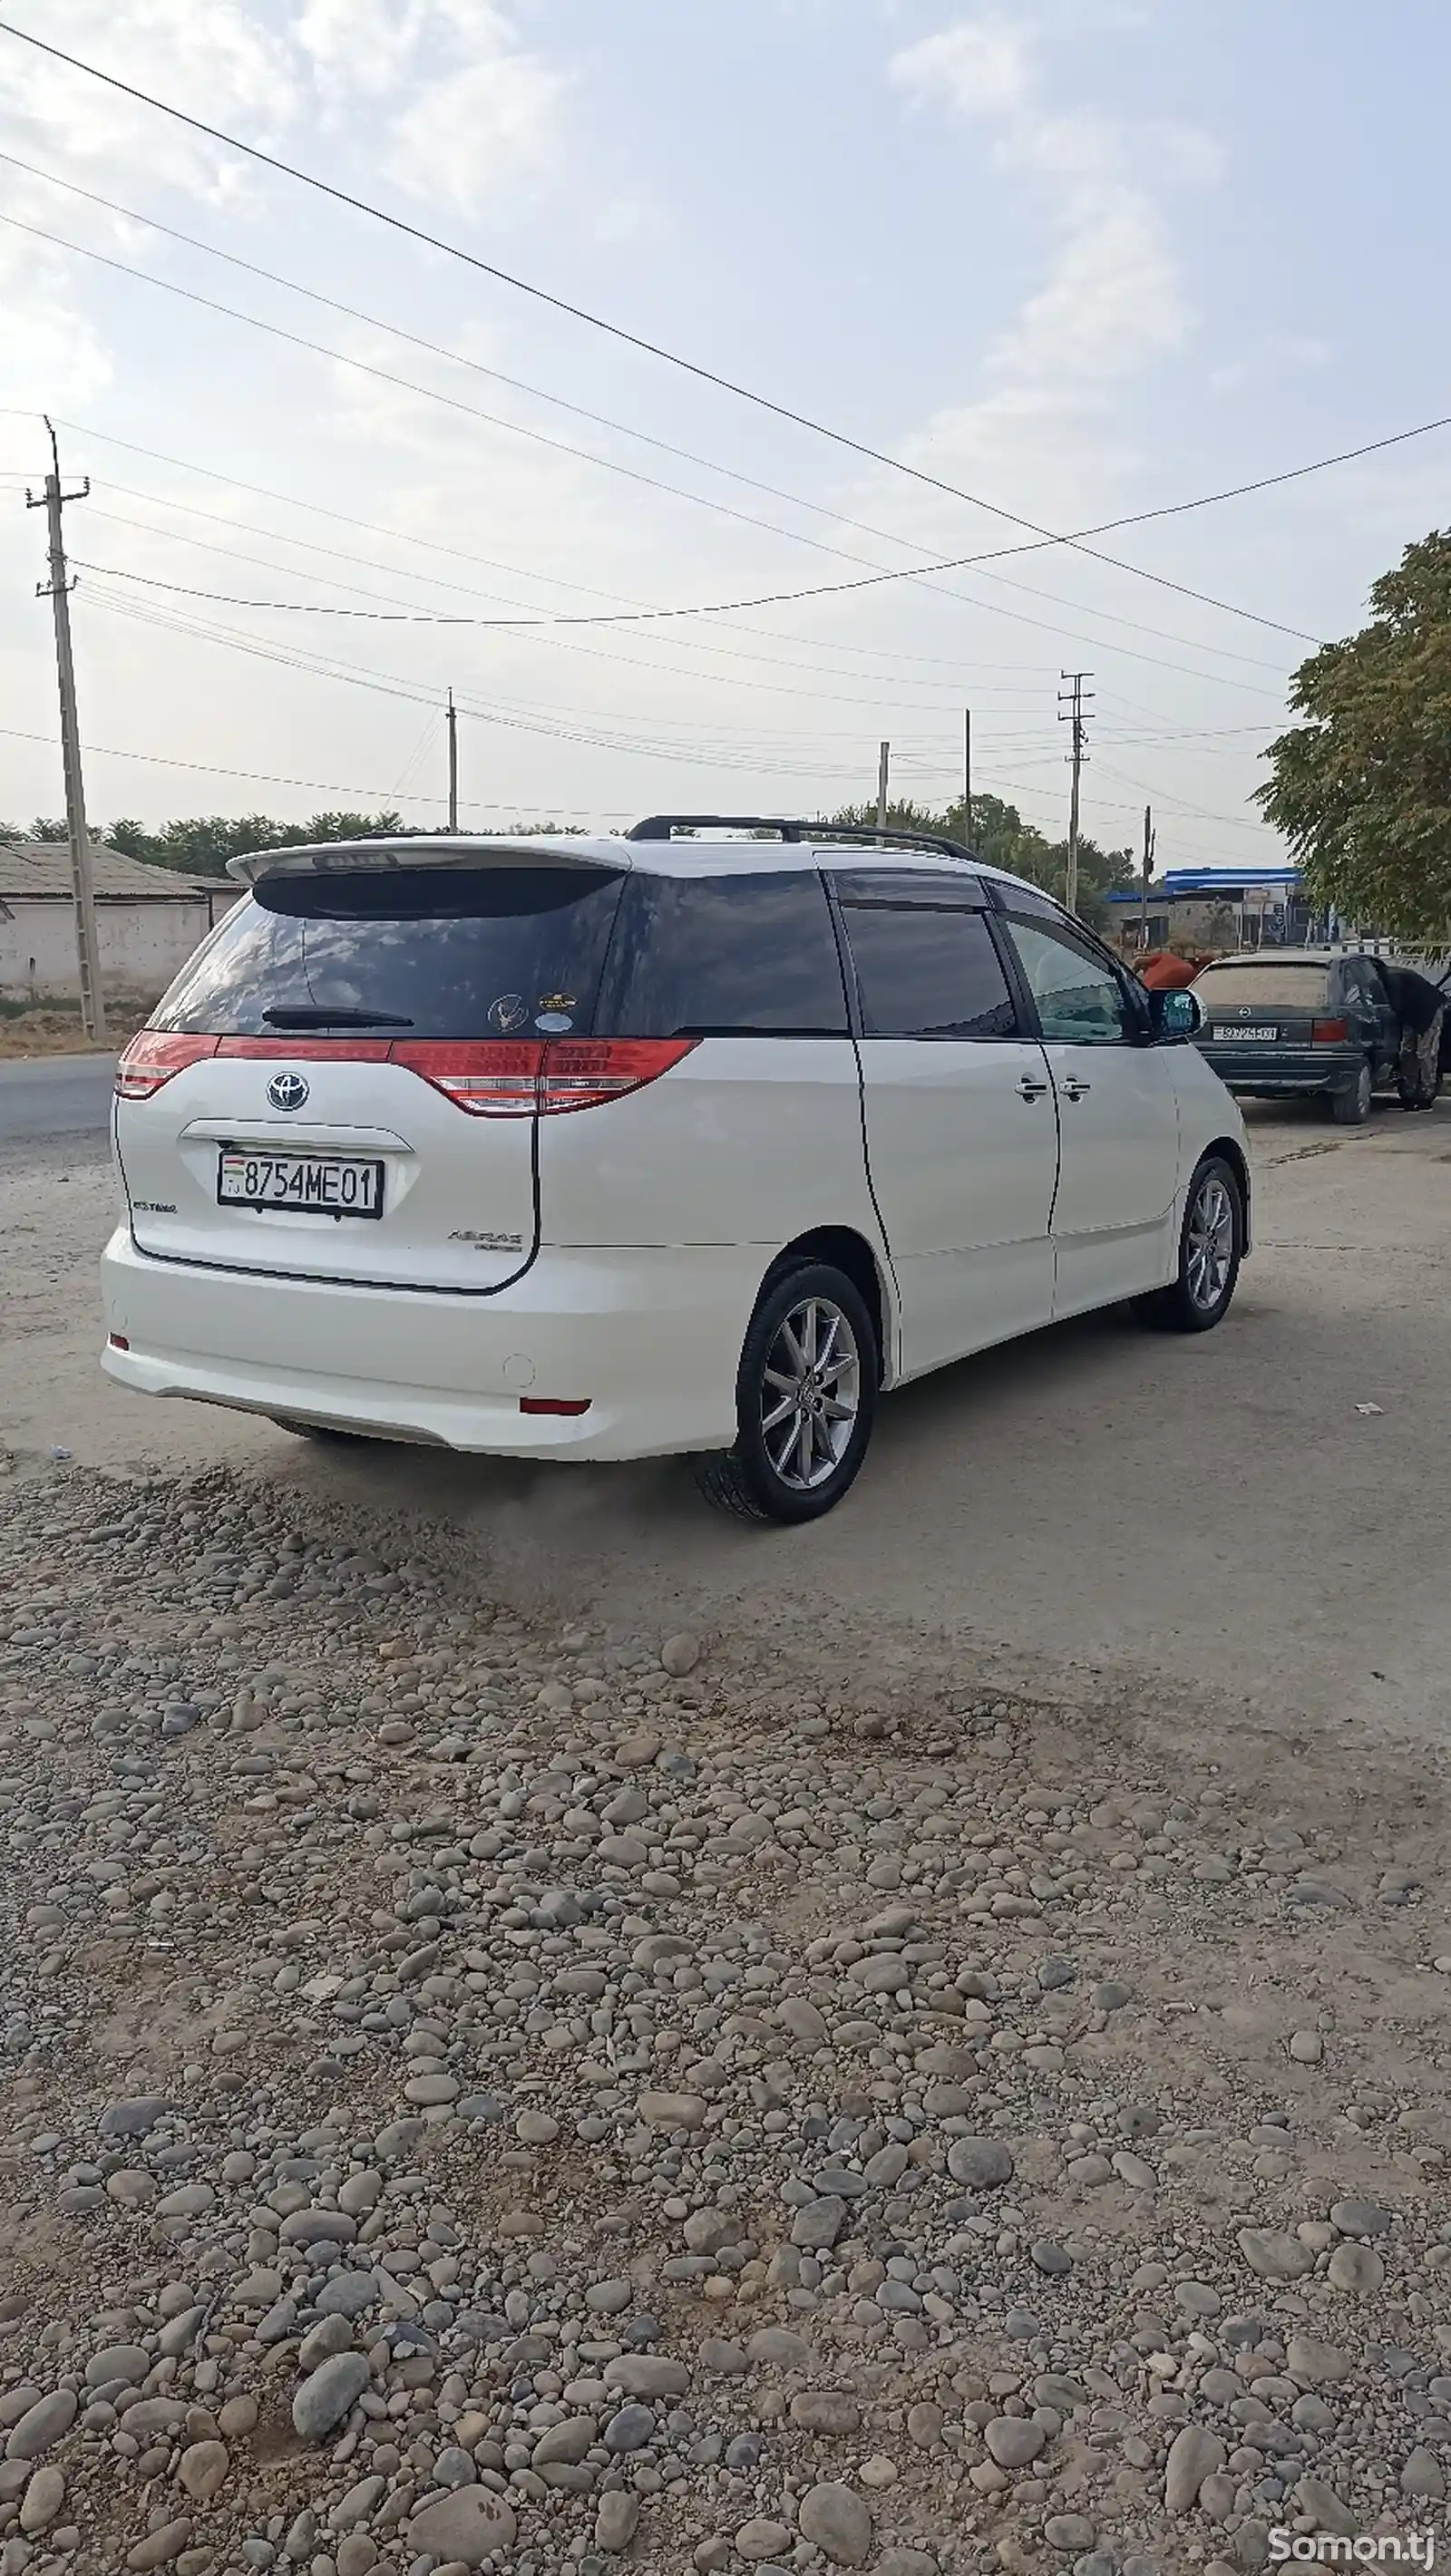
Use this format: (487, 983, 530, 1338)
(1191, 949, 1400, 1123)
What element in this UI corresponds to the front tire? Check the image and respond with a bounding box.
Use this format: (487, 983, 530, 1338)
(695, 1261, 878, 1523)
(1135, 1156, 1242, 1335)
(1331, 1061, 1373, 1123)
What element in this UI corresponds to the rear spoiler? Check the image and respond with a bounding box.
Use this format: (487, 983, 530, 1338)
(227, 836, 632, 888)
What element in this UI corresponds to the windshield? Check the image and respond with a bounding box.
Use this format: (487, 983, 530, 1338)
(1193, 963, 1331, 1008)
(151, 867, 626, 1038)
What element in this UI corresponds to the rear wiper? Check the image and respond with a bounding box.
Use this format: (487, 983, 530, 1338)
(261, 1006, 414, 1029)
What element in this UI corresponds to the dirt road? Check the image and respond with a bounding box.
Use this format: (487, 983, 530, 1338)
(4, 1096, 1448, 1748)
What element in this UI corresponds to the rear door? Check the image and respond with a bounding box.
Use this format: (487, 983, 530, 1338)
(113, 860, 626, 1293)
(833, 874, 1059, 1376)
(1342, 957, 1397, 1075)
(998, 910, 1183, 1314)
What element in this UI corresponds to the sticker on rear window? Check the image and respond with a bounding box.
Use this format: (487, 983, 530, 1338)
(488, 992, 528, 1033)
(538, 990, 577, 1014)
(535, 1011, 573, 1033)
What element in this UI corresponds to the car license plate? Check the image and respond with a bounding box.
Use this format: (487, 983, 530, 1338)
(1213, 1025, 1279, 1042)
(217, 1149, 385, 1218)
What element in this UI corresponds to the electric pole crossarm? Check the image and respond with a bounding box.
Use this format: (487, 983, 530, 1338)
(26, 419, 105, 1042)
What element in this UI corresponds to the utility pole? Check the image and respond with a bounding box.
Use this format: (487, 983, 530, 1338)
(446, 689, 459, 832)
(1057, 669, 1095, 917)
(27, 419, 104, 1042)
(962, 707, 972, 846)
(875, 739, 890, 837)
(1140, 803, 1156, 951)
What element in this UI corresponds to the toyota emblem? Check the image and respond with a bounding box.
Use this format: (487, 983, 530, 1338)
(267, 1071, 310, 1112)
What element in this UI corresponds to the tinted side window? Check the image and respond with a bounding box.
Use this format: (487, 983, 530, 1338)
(841, 905, 1018, 1039)
(151, 868, 626, 1038)
(1005, 918, 1134, 1045)
(600, 872, 848, 1035)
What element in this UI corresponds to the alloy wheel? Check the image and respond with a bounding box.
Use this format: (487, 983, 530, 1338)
(758, 1294, 862, 1491)
(1185, 1171, 1234, 1311)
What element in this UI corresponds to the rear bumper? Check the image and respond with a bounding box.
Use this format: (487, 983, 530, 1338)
(1195, 1045, 1361, 1097)
(99, 1228, 761, 1460)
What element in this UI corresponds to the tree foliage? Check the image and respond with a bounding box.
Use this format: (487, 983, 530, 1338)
(107, 811, 413, 879)
(1258, 528, 1451, 941)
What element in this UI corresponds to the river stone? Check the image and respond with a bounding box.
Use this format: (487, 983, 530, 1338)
(19, 2467, 64, 2533)
(985, 2417, 1044, 2468)
(408, 2487, 518, 2568)
(797, 2481, 872, 2567)
(5, 2391, 77, 2460)
(946, 2137, 1014, 2189)
(1164, 2424, 1226, 2512)
(1237, 2228, 1312, 2281)
(178, 2439, 229, 2502)
(84, 2345, 149, 2388)
(1328, 2241, 1384, 2294)
(596, 2489, 641, 2551)
(292, 2351, 369, 2440)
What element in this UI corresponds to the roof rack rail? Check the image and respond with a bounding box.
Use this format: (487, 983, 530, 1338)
(626, 814, 977, 861)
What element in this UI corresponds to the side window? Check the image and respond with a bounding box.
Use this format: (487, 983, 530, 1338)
(600, 872, 849, 1035)
(1005, 918, 1135, 1045)
(840, 905, 1019, 1039)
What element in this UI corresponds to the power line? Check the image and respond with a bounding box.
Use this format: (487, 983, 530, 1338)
(3, 149, 1394, 676)
(0, 15, 1398, 646)
(75, 526, 1064, 721)
(0, 720, 630, 815)
(48, 422, 1300, 697)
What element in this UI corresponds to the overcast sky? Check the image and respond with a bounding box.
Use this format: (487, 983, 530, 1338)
(0, 0, 1446, 868)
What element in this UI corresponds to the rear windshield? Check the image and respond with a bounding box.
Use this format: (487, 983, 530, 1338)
(151, 867, 626, 1038)
(1193, 963, 1331, 1008)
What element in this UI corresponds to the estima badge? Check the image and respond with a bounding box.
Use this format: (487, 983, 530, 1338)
(267, 1072, 310, 1112)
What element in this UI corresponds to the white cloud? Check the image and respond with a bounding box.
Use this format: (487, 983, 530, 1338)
(0, 0, 300, 200)
(387, 40, 568, 215)
(890, 18, 1032, 121)
(873, 12, 1219, 539)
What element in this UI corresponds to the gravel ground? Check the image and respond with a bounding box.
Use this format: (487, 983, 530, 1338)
(0, 1463, 1448, 2576)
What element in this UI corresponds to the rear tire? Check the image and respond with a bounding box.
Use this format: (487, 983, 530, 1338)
(1331, 1061, 1373, 1123)
(1134, 1155, 1242, 1335)
(695, 1259, 878, 1523)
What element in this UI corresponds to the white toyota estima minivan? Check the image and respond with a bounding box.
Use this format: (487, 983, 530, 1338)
(102, 817, 1249, 1522)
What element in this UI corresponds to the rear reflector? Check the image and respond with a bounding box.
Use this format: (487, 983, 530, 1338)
(114, 1032, 219, 1098)
(108, 1332, 130, 1350)
(519, 1396, 591, 1416)
(1311, 1016, 1349, 1044)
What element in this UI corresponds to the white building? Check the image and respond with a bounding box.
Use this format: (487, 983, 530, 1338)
(0, 842, 241, 1006)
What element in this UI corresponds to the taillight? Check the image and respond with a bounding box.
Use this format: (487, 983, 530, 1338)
(392, 1041, 543, 1115)
(114, 1032, 219, 1098)
(393, 1038, 696, 1116)
(1311, 1017, 1349, 1045)
(540, 1038, 696, 1113)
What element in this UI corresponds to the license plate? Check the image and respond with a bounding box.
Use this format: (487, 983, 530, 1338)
(1213, 1025, 1279, 1043)
(218, 1150, 385, 1218)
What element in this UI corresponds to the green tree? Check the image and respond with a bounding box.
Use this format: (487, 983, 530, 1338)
(1258, 527, 1451, 941)
(108, 810, 414, 878)
(28, 817, 68, 841)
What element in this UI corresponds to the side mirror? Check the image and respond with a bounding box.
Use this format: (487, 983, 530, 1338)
(1150, 986, 1203, 1042)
